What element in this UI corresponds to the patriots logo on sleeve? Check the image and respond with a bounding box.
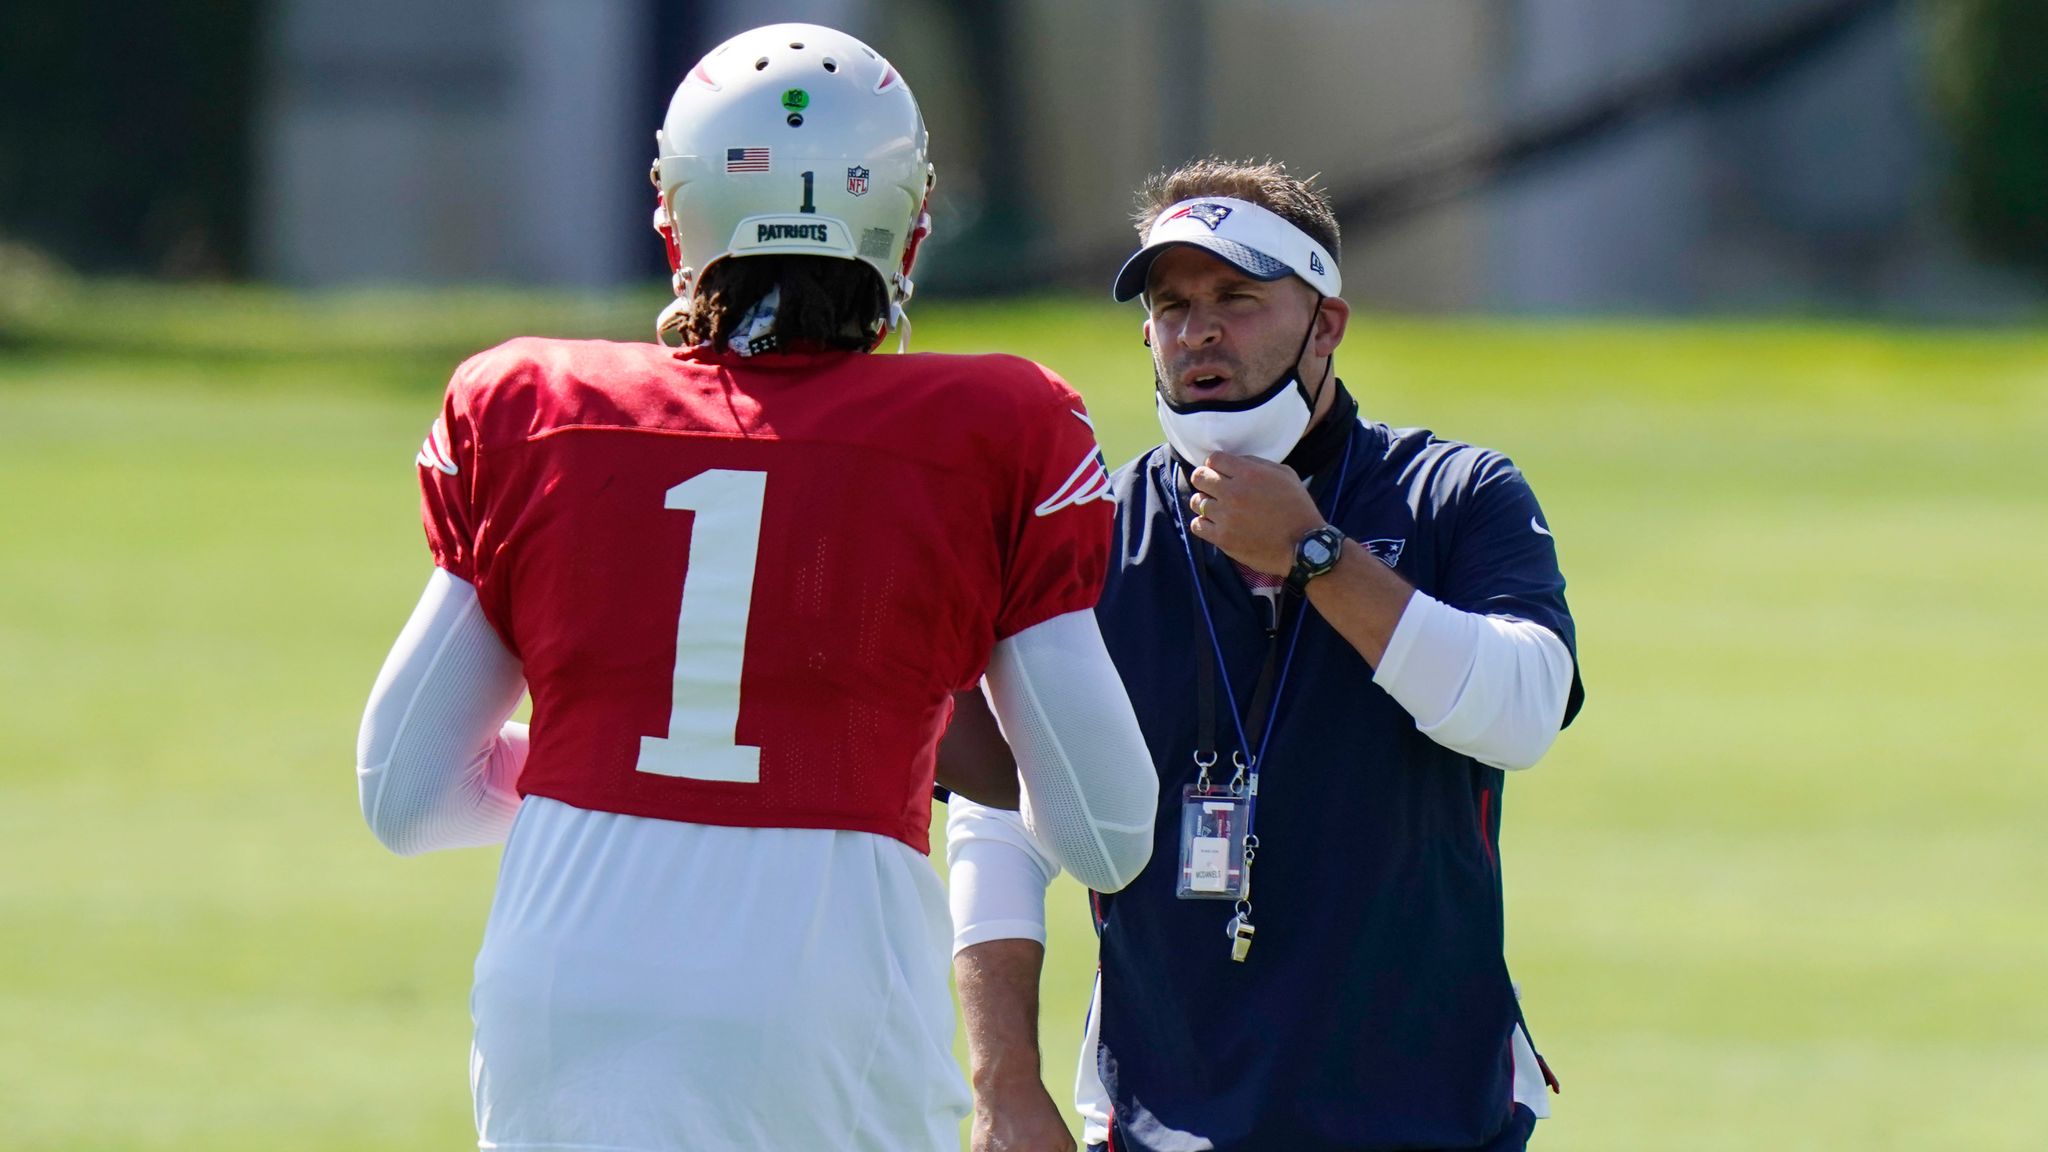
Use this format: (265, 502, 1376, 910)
(1034, 410, 1113, 517)
(416, 417, 459, 475)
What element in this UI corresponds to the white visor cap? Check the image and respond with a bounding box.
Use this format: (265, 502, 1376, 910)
(1112, 196, 1340, 302)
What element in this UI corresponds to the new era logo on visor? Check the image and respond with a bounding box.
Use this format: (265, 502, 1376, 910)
(1309, 252, 1325, 275)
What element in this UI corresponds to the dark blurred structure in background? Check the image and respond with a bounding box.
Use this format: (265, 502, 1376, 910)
(1931, 0, 2048, 287)
(0, 0, 265, 278)
(2, 0, 2042, 318)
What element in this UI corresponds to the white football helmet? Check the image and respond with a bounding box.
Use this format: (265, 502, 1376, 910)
(651, 23, 934, 346)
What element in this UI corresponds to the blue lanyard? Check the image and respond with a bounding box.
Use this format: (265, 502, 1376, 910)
(1155, 430, 1353, 828)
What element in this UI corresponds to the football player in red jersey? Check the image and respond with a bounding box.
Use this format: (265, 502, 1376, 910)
(354, 24, 1157, 1152)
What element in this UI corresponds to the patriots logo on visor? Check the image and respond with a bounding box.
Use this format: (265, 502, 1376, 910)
(1184, 202, 1233, 230)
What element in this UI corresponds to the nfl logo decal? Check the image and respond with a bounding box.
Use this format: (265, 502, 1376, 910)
(846, 166, 871, 196)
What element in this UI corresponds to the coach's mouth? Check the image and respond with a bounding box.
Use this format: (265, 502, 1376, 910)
(1178, 369, 1234, 400)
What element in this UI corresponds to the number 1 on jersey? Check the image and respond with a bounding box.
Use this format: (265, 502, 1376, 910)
(636, 469, 766, 783)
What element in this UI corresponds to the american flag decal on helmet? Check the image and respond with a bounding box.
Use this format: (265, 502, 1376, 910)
(416, 417, 458, 475)
(1034, 411, 1113, 517)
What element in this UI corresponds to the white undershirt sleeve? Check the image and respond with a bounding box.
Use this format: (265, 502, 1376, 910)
(356, 568, 530, 856)
(1372, 591, 1575, 771)
(978, 609, 1158, 895)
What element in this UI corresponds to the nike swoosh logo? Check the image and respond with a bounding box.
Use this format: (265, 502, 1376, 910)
(1530, 516, 1552, 537)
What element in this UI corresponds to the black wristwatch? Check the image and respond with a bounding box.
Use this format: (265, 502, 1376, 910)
(1285, 525, 1346, 595)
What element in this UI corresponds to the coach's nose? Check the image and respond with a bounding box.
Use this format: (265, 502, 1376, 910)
(1175, 300, 1225, 350)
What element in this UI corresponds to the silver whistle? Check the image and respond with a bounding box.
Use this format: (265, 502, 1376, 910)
(1227, 915, 1255, 962)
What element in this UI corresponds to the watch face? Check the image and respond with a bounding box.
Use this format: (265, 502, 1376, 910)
(1304, 538, 1333, 565)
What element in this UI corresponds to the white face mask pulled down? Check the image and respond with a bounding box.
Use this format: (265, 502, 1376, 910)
(1155, 301, 1327, 465)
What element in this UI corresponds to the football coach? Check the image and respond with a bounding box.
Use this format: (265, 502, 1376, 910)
(944, 159, 1586, 1152)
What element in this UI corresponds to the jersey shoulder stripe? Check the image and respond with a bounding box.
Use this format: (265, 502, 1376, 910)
(416, 417, 460, 475)
(1034, 413, 1113, 518)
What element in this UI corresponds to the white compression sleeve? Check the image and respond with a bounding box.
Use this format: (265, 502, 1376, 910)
(357, 568, 530, 855)
(982, 609, 1158, 893)
(1372, 591, 1575, 771)
(946, 798, 1058, 953)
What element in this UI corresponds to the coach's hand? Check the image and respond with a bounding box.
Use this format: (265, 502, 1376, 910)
(1188, 452, 1324, 576)
(972, 1075, 1076, 1152)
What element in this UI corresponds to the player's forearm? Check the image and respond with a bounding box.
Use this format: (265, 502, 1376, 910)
(955, 939, 1051, 1092)
(357, 569, 530, 855)
(1302, 538, 1417, 667)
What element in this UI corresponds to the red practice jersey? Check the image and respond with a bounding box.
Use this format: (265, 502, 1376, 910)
(417, 339, 1113, 853)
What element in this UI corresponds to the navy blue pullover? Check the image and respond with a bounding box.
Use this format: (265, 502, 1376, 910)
(1089, 395, 1582, 1152)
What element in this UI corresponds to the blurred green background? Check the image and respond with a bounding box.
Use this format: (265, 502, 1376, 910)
(2, 285, 2044, 1150)
(7, 0, 2048, 1148)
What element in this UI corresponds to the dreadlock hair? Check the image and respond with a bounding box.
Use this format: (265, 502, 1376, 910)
(679, 255, 889, 351)
(1134, 157, 1341, 262)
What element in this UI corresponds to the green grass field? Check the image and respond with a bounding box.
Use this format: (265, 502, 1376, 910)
(3, 283, 2045, 1150)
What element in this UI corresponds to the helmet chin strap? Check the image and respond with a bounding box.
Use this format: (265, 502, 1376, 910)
(653, 194, 694, 348)
(891, 303, 911, 354)
(885, 184, 933, 354)
(656, 293, 692, 348)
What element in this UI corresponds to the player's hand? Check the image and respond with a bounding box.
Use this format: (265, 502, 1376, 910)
(971, 1074, 1077, 1152)
(1188, 451, 1324, 576)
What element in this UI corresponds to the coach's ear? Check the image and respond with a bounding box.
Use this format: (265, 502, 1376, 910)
(1311, 296, 1350, 358)
(1142, 319, 1153, 348)
(934, 687, 1020, 811)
